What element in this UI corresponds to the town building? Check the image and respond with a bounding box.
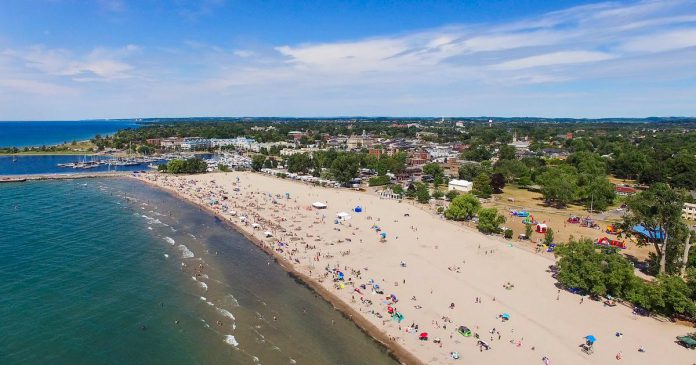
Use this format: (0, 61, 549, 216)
(683, 202, 696, 221)
(368, 148, 382, 159)
(181, 137, 210, 150)
(160, 137, 183, 149)
(615, 186, 637, 196)
(346, 130, 375, 150)
(407, 151, 430, 166)
(448, 179, 473, 192)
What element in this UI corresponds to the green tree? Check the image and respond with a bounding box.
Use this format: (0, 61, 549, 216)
(544, 228, 555, 245)
(458, 163, 485, 181)
(445, 189, 460, 201)
(490, 172, 506, 194)
(137, 145, 154, 155)
(444, 193, 480, 221)
(494, 159, 530, 185)
(498, 144, 516, 160)
(368, 175, 390, 186)
(668, 150, 696, 190)
(472, 172, 492, 198)
(623, 183, 687, 275)
(390, 184, 405, 195)
(423, 162, 444, 179)
(538, 166, 578, 207)
(462, 145, 492, 162)
(415, 182, 431, 204)
(655, 275, 695, 316)
(330, 154, 359, 186)
(251, 154, 266, 171)
(287, 153, 312, 174)
(477, 207, 505, 234)
(578, 175, 615, 212)
(525, 223, 533, 240)
(163, 158, 207, 174)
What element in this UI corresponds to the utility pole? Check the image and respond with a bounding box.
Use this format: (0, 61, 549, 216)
(590, 191, 594, 213)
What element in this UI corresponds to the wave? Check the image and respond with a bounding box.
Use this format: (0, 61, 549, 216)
(217, 308, 236, 321)
(163, 254, 169, 258)
(177, 244, 194, 258)
(223, 335, 239, 347)
(198, 281, 208, 290)
(163, 237, 175, 245)
(224, 294, 240, 307)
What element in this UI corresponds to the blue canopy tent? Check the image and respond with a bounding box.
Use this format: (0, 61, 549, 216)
(501, 313, 510, 320)
(354, 206, 363, 213)
(632, 225, 664, 241)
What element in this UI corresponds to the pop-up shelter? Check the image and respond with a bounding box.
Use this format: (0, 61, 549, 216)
(535, 223, 548, 233)
(312, 202, 327, 209)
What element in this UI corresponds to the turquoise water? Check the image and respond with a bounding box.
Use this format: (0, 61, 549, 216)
(0, 179, 398, 365)
(0, 120, 138, 148)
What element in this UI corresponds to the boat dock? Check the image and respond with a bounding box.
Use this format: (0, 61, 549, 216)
(0, 172, 131, 183)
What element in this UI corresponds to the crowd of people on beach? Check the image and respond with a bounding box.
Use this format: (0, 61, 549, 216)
(137, 172, 677, 365)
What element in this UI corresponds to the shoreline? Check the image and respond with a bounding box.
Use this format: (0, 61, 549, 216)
(0, 172, 130, 181)
(131, 173, 422, 365)
(130, 171, 695, 365)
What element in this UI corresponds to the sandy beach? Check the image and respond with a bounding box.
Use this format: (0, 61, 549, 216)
(135, 171, 694, 365)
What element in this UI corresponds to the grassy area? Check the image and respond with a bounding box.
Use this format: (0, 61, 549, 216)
(482, 184, 654, 261)
(0, 141, 99, 155)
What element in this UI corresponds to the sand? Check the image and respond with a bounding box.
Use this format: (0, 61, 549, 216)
(135, 171, 694, 365)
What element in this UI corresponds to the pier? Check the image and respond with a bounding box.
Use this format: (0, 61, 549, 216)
(0, 172, 131, 183)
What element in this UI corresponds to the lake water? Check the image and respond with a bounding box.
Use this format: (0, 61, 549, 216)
(0, 120, 139, 148)
(0, 178, 398, 365)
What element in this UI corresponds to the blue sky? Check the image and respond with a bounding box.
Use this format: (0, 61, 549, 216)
(1, 0, 695, 119)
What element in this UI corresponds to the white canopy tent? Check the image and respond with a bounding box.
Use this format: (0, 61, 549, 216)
(312, 202, 328, 209)
(336, 212, 351, 220)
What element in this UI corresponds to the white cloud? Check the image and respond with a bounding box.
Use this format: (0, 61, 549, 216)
(2, 45, 137, 81)
(0, 78, 77, 95)
(620, 28, 696, 52)
(492, 51, 615, 70)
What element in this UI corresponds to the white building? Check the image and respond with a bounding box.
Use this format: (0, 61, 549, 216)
(160, 137, 182, 149)
(684, 202, 696, 221)
(448, 179, 473, 192)
(181, 138, 210, 150)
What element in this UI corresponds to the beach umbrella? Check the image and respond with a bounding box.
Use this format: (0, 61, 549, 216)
(585, 335, 596, 343)
(501, 313, 510, 320)
(380, 232, 387, 239)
